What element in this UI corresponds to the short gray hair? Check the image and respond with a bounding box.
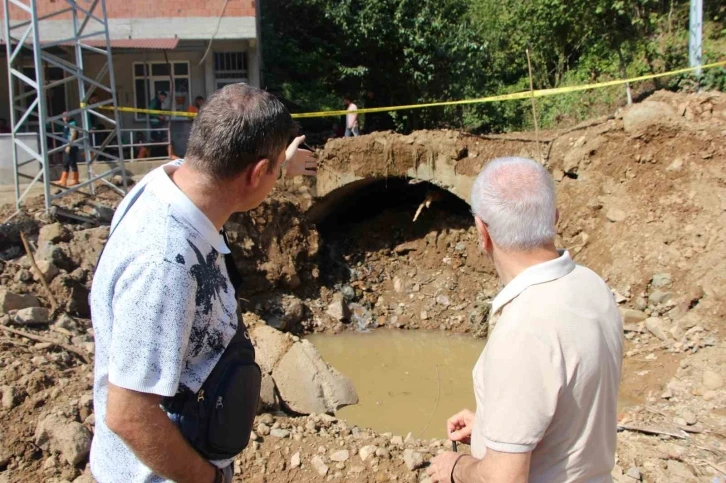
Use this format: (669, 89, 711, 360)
(470, 157, 556, 251)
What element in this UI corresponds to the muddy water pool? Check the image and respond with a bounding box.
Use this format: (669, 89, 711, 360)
(309, 329, 643, 440)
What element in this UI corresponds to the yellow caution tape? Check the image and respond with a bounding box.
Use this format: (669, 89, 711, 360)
(84, 60, 725, 120)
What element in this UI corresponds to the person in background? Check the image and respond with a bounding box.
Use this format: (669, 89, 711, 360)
(426, 157, 623, 483)
(0, 118, 11, 134)
(148, 91, 178, 159)
(344, 96, 359, 137)
(54, 111, 79, 187)
(187, 96, 206, 114)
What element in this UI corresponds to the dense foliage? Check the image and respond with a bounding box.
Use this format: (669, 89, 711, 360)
(261, 0, 725, 134)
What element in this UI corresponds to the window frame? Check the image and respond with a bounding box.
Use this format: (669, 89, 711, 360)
(132, 60, 192, 122)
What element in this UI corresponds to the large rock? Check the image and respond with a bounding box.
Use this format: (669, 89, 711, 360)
(402, 449, 424, 471)
(0, 288, 40, 313)
(38, 223, 72, 245)
(35, 414, 92, 466)
(272, 340, 358, 415)
(326, 293, 351, 322)
(33, 260, 60, 282)
(49, 274, 90, 317)
(250, 325, 292, 374)
(623, 101, 678, 133)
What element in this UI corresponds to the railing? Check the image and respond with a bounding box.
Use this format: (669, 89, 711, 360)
(89, 127, 171, 162)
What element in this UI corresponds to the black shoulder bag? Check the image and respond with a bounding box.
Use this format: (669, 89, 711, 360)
(98, 186, 262, 461)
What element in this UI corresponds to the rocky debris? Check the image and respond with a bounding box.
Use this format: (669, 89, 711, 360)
(310, 455, 329, 476)
(622, 101, 678, 133)
(326, 293, 350, 322)
(38, 223, 72, 245)
(677, 410, 697, 426)
(620, 308, 647, 325)
(402, 448, 424, 471)
(280, 297, 305, 331)
(359, 445, 377, 462)
(33, 260, 60, 282)
(250, 324, 292, 374)
(290, 452, 301, 469)
(35, 414, 92, 466)
(0, 288, 40, 313)
(258, 374, 279, 411)
(624, 466, 641, 481)
(651, 273, 672, 288)
(1, 385, 24, 410)
(644, 317, 669, 341)
(702, 370, 724, 390)
(14, 307, 51, 325)
(272, 340, 358, 414)
(270, 428, 290, 439)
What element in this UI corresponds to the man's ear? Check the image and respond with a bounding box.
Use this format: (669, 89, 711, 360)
(248, 158, 271, 188)
(474, 216, 491, 251)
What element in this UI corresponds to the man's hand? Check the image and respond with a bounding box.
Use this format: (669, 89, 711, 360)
(447, 409, 475, 444)
(64, 145, 70, 154)
(427, 452, 462, 483)
(284, 135, 317, 178)
(106, 383, 216, 483)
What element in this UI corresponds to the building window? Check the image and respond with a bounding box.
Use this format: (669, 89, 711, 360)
(133, 61, 191, 121)
(214, 52, 248, 90)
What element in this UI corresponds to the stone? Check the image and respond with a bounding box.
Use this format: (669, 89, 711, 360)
(623, 101, 678, 133)
(645, 317, 670, 341)
(703, 391, 717, 401)
(38, 223, 72, 245)
(256, 423, 270, 436)
(359, 445, 377, 462)
(326, 294, 351, 322)
(651, 273, 672, 288)
(280, 298, 305, 331)
(259, 374, 279, 410)
(436, 295, 451, 307)
(78, 394, 93, 422)
(402, 449, 424, 471)
(311, 455, 329, 476)
(673, 417, 687, 427)
(50, 275, 90, 317)
(330, 449, 349, 462)
(1, 386, 22, 410)
(391, 435, 404, 446)
(679, 410, 697, 426)
(393, 277, 403, 293)
(0, 288, 40, 313)
(270, 428, 290, 438)
(272, 340, 358, 414)
(666, 158, 684, 171)
(375, 447, 390, 459)
(290, 452, 301, 469)
(620, 308, 648, 325)
(93, 204, 115, 223)
(420, 310, 428, 321)
(14, 307, 51, 325)
(33, 260, 60, 282)
(72, 473, 95, 483)
(649, 290, 673, 305)
(703, 370, 724, 390)
(606, 208, 627, 223)
(625, 466, 641, 480)
(250, 325, 292, 374)
(35, 414, 92, 466)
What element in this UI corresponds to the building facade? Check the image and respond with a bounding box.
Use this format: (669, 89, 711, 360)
(0, 0, 261, 158)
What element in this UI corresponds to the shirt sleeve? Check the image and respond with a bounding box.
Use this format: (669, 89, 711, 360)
(476, 326, 564, 453)
(108, 255, 197, 397)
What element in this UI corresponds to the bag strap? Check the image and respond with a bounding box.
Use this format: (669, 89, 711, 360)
(95, 185, 147, 271)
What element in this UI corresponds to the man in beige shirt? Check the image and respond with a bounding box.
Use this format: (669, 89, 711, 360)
(427, 157, 623, 483)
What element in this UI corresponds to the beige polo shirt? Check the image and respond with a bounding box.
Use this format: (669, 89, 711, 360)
(471, 251, 623, 483)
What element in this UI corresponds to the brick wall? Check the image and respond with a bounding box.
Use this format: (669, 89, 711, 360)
(2, 0, 255, 21)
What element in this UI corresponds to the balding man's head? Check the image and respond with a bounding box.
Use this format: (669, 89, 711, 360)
(471, 157, 556, 251)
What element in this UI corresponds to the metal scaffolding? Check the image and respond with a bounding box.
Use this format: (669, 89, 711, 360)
(2, 0, 127, 212)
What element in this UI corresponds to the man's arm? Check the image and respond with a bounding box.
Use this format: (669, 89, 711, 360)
(427, 448, 530, 483)
(106, 383, 216, 483)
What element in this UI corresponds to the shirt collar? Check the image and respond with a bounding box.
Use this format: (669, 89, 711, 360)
(147, 161, 230, 254)
(491, 250, 575, 315)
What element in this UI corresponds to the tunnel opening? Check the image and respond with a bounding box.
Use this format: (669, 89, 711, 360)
(314, 177, 476, 291)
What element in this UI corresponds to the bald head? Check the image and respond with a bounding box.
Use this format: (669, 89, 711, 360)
(470, 157, 556, 251)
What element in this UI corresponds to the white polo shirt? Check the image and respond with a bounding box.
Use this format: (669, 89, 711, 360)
(471, 251, 623, 483)
(90, 162, 238, 482)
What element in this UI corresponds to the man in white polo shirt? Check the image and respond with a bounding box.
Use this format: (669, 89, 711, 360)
(427, 157, 623, 483)
(90, 84, 317, 483)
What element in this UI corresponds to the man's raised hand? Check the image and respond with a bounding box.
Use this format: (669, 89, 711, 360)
(284, 135, 317, 178)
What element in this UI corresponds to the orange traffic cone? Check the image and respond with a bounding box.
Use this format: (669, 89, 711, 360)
(54, 172, 68, 187)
